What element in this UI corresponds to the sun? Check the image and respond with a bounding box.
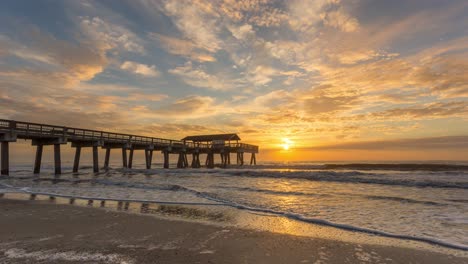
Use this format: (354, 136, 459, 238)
(281, 138, 293, 150)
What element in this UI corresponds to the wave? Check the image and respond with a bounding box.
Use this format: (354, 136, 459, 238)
(214, 185, 330, 197)
(365, 195, 445, 206)
(322, 163, 468, 171)
(216, 170, 468, 189)
(4, 168, 468, 189)
(256, 163, 468, 171)
(216, 186, 446, 206)
(190, 191, 468, 251)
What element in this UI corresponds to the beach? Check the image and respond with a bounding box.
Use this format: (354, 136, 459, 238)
(1, 198, 467, 264)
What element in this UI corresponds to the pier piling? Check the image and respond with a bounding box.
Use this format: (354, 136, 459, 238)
(34, 145, 43, 174)
(73, 146, 81, 173)
(54, 144, 61, 175)
(128, 148, 134, 169)
(104, 148, 111, 169)
(92, 145, 99, 173)
(122, 148, 128, 168)
(163, 150, 169, 169)
(1, 142, 9, 176)
(145, 149, 153, 169)
(250, 153, 256, 165)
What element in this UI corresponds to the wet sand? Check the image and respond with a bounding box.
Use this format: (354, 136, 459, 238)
(0, 199, 466, 264)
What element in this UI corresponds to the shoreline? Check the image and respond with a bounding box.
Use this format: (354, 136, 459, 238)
(1, 191, 467, 254)
(0, 197, 467, 263)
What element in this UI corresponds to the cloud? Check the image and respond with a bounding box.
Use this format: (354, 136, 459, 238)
(150, 33, 216, 62)
(321, 7, 359, 32)
(158, 95, 215, 115)
(120, 61, 159, 77)
(0, 28, 106, 87)
(227, 23, 255, 40)
(168, 62, 235, 90)
(302, 136, 468, 150)
(249, 65, 280, 86)
(366, 101, 468, 120)
(79, 16, 145, 54)
(127, 93, 168, 102)
(161, 0, 222, 53)
(287, 0, 358, 33)
(219, 0, 288, 27)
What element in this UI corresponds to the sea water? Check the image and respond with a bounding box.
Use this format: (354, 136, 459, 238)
(1, 161, 467, 251)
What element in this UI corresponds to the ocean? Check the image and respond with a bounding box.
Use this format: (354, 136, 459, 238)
(1, 161, 467, 251)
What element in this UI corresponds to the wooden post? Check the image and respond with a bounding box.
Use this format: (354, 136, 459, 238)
(227, 153, 231, 165)
(1, 142, 9, 176)
(104, 148, 111, 169)
(177, 153, 184, 168)
(92, 145, 99, 173)
(122, 148, 127, 168)
(144, 150, 149, 169)
(34, 145, 43, 174)
(250, 153, 255, 165)
(148, 150, 153, 169)
(236, 152, 240, 165)
(128, 148, 134, 169)
(191, 153, 198, 168)
(54, 144, 61, 175)
(183, 153, 188, 168)
(163, 151, 169, 169)
(73, 146, 81, 173)
(239, 152, 244, 166)
(206, 152, 214, 168)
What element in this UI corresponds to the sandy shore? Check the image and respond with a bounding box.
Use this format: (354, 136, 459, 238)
(0, 199, 466, 264)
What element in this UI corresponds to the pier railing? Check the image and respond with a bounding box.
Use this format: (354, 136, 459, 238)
(0, 119, 258, 151)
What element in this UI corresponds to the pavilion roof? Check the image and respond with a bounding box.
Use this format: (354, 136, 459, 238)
(182, 133, 240, 142)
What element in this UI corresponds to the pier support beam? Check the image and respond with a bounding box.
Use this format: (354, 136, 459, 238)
(206, 152, 214, 168)
(71, 141, 103, 173)
(149, 150, 153, 169)
(177, 152, 188, 168)
(128, 148, 134, 169)
(220, 152, 229, 168)
(250, 153, 256, 165)
(32, 137, 67, 174)
(92, 145, 99, 173)
(145, 150, 153, 169)
(34, 145, 43, 174)
(163, 151, 169, 169)
(54, 144, 61, 175)
(237, 152, 244, 166)
(1, 142, 9, 176)
(73, 146, 81, 173)
(191, 153, 201, 168)
(122, 148, 128, 168)
(104, 148, 111, 169)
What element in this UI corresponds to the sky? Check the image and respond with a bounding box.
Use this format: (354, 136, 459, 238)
(1, 0, 467, 161)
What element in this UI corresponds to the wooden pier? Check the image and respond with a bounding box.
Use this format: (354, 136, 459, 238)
(0, 119, 259, 175)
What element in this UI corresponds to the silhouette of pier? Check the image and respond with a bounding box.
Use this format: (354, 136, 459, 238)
(0, 119, 258, 175)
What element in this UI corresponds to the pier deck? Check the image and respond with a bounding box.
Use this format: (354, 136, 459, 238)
(0, 119, 259, 175)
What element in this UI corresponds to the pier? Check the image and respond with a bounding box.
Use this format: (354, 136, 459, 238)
(0, 119, 259, 176)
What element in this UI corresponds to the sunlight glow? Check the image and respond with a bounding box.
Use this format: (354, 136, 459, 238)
(281, 138, 293, 151)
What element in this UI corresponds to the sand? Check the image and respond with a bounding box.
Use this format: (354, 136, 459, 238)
(0, 199, 467, 264)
